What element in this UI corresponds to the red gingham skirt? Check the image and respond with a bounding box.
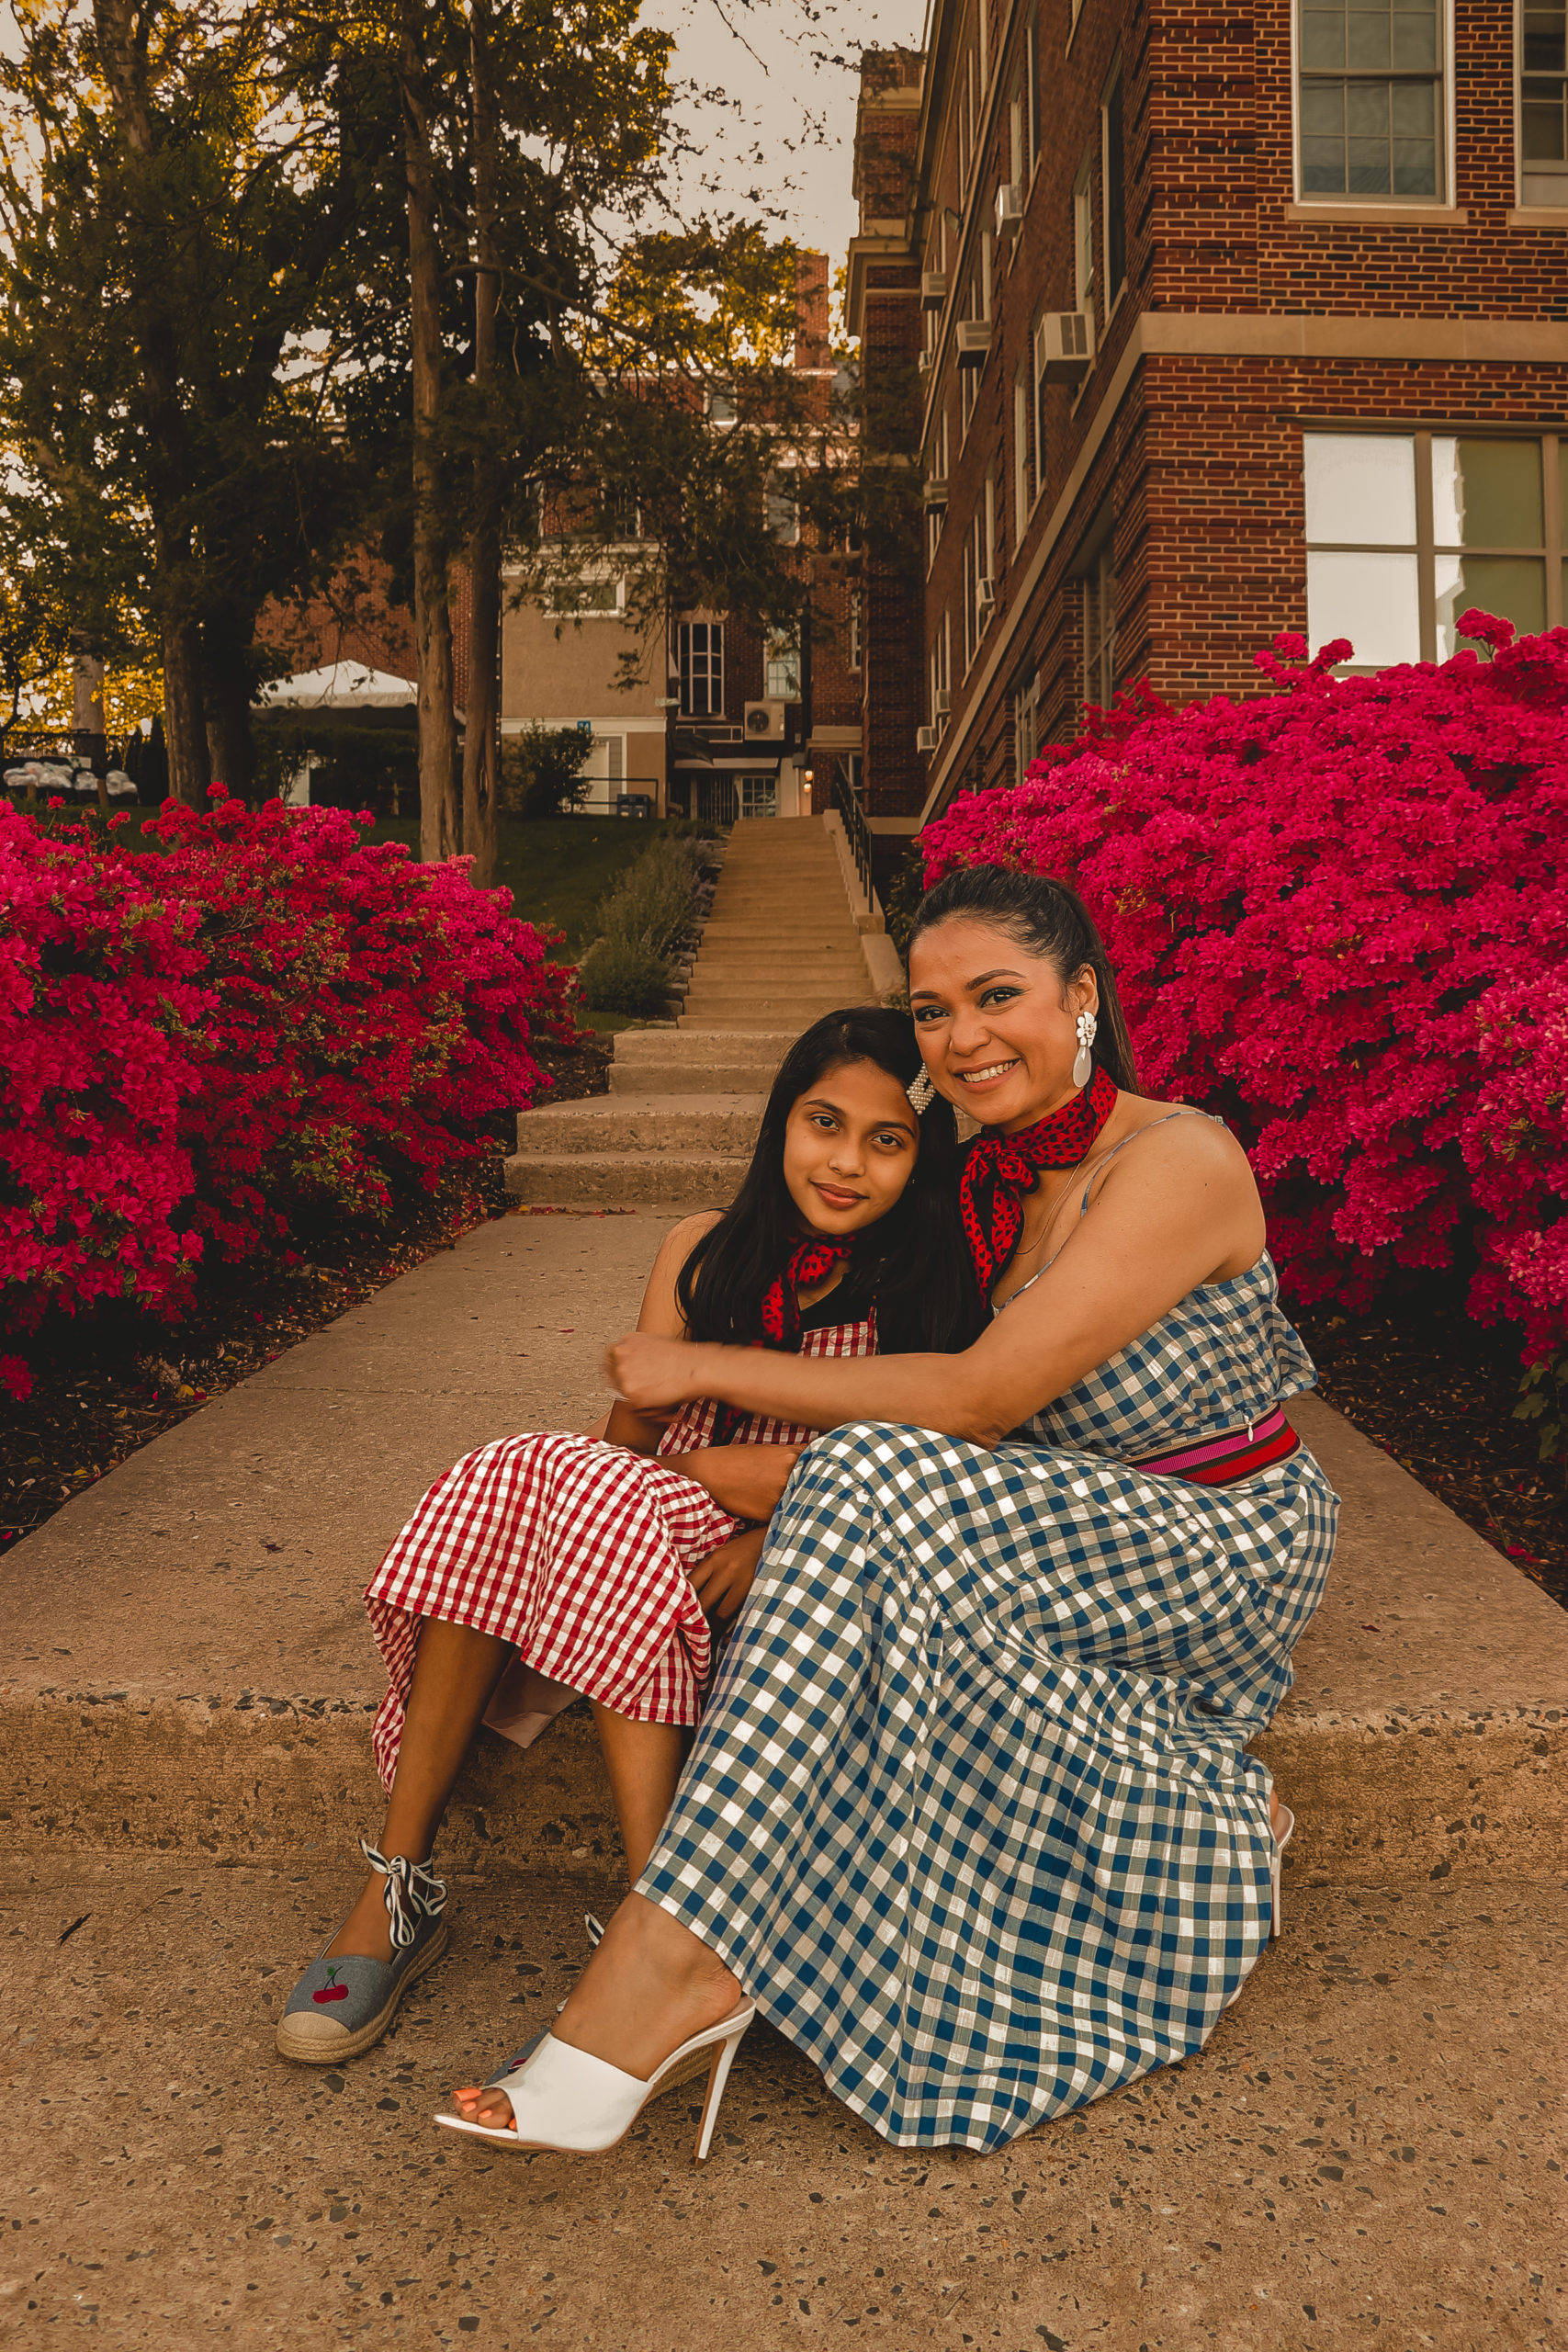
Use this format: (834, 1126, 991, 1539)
(364, 1313, 875, 1787)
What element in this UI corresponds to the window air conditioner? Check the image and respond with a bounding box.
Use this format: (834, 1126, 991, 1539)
(917, 725, 940, 752)
(976, 576, 997, 613)
(743, 700, 787, 740)
(934, 687, 952, 716)
(955, 319, 992, 369)
(1037, 309, 1095, 385)
(918, 347, 934, 374)
(921, 271, 948, 311)
(995, 183, 1024, 234)
(922, 477, 949, 509)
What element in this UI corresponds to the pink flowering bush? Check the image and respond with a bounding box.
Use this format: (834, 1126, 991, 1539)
(0, 792, 583, 1396)
(922, 616, 1568, 1363)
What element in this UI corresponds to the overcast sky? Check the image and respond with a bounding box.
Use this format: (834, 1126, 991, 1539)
(644, 0, 927, 277)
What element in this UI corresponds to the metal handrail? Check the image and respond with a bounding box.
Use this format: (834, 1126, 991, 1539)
(830, 763, 874, 903)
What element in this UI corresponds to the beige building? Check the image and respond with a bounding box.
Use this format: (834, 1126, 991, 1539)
(500, 575, 671, 817)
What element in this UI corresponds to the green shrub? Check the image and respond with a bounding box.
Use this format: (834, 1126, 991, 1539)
(577, 934, 674, 1014)
(502, 724, 592, 819)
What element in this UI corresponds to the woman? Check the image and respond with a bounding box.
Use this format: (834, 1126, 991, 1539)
(276, 1008, 978, 2064)
(440, 865, 1338, 2157)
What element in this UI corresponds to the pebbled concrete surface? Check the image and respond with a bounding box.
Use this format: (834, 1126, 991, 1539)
(2, 1859, 1562, 2348)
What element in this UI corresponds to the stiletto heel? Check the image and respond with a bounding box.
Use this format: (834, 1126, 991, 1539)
(434, 2001, 756, 2157)
(1271, 1804, 1294, 1940)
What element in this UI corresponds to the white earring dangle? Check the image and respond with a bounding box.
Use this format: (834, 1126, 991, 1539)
(906, 1068, 936, 1114)
(1072, 1010, 1098, 1091)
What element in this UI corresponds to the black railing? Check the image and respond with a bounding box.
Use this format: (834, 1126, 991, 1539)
(831, 763, 874, 904)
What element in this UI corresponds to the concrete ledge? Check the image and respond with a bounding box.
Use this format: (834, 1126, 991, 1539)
(4, 1221, 1565, 1883)
(504, 1150, 748, 1204)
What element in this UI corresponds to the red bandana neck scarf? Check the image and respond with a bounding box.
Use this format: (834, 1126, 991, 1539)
(709, 1234, 856, 1447)
(759, 1234, 855, 1350)
(960, 1065, 1120, 1298)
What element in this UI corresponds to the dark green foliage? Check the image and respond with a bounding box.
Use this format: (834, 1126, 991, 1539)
(502, 725, 593, 820)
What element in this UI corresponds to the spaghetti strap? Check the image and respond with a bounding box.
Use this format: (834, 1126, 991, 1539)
(995, 1110, 1215, 1312)
(1078, 1110, 1210, 1217)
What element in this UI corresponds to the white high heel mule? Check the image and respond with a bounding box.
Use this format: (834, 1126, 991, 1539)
(434, 2001, 756, 2165)
(1271, 1804, 1294, 1940)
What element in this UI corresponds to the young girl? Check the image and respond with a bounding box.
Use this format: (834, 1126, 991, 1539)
(276, 1006, 981, 2064)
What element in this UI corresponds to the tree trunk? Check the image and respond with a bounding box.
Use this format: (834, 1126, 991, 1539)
(73, 647, 109, 815)
(161, 610, 209, 805)
(461, 0, 502, 888)
(203, 603, 257, 802)
(400, 2, 460, 864)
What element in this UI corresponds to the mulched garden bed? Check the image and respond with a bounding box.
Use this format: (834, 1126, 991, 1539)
(4, 1027, 1562, 1616)
(1294, 1290, 1566, 1611)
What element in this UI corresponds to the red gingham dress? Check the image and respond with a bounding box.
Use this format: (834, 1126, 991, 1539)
(364, 1309, 875, 1788)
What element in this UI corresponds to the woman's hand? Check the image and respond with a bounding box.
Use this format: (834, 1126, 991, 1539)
(665, 1443, 803, 1520)
(605, 1329, 706, 1411)
(688, 1526, 766, 1624)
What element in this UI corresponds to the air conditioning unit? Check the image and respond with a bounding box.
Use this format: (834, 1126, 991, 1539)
(934, 687, 952, 717)
(922, 476, 949, 510)
(743, 700, 787, 740)
(920, 270, 948, 311)
(955, 318, 992, 369)
(917, 725, 940, 752)
(1037, 309, 1095, 385)
(918, 347, 934, 374)
(995, 183, 1024, 234)
(976, 575, 997, 613)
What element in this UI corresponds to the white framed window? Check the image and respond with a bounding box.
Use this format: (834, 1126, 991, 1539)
(1073, 157, 1096, 314)
(1296, 0, 1449, 200)
(764, 627, 801, 698)
(1025, 10, 1040, 170)
(1303, 428, 1565, 665)
(981, 231, 995, 320)
(1032, 311, 1051, 497)
(679, 621, 724, 715)
(849, 592, 863, 672)
(766, 470, 800, 545)
(1013, 366, 1032, 545)
(739, 774, 777, 819)
(1084, 545, 1118, 707)
(1521, 0, 1568, 203)
(1010, 96, 1024, 190)
(1101, 58, 1127, 300)
(931, 607, 952, 727)
(984, 469, 998, 584)
(1015, 670, 1041, 784)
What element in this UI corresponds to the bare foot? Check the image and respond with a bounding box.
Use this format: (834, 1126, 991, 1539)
(323, 1875, 394, 1963)
(449, 1894, 741, 2132)
(1269, 1792, 1285, 1840)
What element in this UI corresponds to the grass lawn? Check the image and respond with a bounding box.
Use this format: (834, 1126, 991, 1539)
(364, 817, 701, 958)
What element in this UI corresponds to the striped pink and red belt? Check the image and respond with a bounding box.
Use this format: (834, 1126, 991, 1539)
(1131, 1404, 1301, 1486)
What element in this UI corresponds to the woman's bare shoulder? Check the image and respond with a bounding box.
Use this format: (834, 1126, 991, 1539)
(650, 1211, 725, 1277)
(1100, 1099, 1254, 1188)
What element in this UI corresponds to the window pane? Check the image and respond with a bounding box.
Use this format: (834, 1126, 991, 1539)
(1435, 556, 1547, 653)
(1523, 2, 1567, 71)
(1390, 3, 1437, 68)
(1303, 432, 1417, 543)
(1522, 83, 1568, 160)
(1431, 439, 1544, 547)
(1347, 6, 1392, 67)
(1301, 6, 1345, 65)
(1307, 550, 1421, 664)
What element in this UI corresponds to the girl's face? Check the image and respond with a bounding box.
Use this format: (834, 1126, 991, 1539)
(908, 916, 1098, 1133)
(782, 1057, 921, 1236)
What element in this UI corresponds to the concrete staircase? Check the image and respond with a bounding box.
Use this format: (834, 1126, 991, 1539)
(506, 817, 889, 1206)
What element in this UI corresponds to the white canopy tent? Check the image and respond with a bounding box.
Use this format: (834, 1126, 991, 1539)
(254, 666, 421, 805)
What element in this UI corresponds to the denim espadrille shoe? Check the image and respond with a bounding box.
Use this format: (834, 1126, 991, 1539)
(276, 1841, 449, 2064)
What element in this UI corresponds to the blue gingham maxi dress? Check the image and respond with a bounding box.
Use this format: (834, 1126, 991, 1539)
(636, 1254, 1338, 2152)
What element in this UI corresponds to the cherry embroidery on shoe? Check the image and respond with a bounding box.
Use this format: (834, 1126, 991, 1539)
(312, 1966, 350, 2005)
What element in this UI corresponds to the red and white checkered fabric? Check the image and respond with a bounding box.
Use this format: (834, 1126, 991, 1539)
(364, 1310, 875, 1787)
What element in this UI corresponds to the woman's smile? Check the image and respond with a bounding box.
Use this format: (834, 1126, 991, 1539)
(951, 1056, 1022, 1092)
(811, 1177, 865, 1211)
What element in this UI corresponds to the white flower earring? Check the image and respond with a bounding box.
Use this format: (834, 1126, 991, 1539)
(906, 1068, 936, 1114)
(1072, 1010, 1098, 1091)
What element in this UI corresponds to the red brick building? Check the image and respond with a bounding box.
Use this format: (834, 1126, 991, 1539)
(846, 0, 1568, 821)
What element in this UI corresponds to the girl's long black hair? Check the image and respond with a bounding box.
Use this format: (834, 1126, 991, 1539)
(908, 865, 1139, 1092)
(675, 1005, 985, 1355)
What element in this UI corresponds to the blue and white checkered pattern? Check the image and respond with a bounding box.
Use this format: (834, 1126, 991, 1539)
(637, 1266, 1338, 2153)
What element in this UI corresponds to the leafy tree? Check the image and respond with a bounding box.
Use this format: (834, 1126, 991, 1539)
(501, 723, 592, 819)
(0, 0, 370, 803)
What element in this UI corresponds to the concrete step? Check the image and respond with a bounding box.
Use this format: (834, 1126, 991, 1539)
(698, 922, 868, 943)
(6, 1216, 1566, 1892)
(678, 1010, 883, 1030)
(688, 959, 871, 986)
(608, 1059, 781, 1096)
(608, 1030, 795, 1095)
(513, 1094, 765, 1156)
(610, 1027, 800, 1066)
(504, 1150, 748, 1204)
